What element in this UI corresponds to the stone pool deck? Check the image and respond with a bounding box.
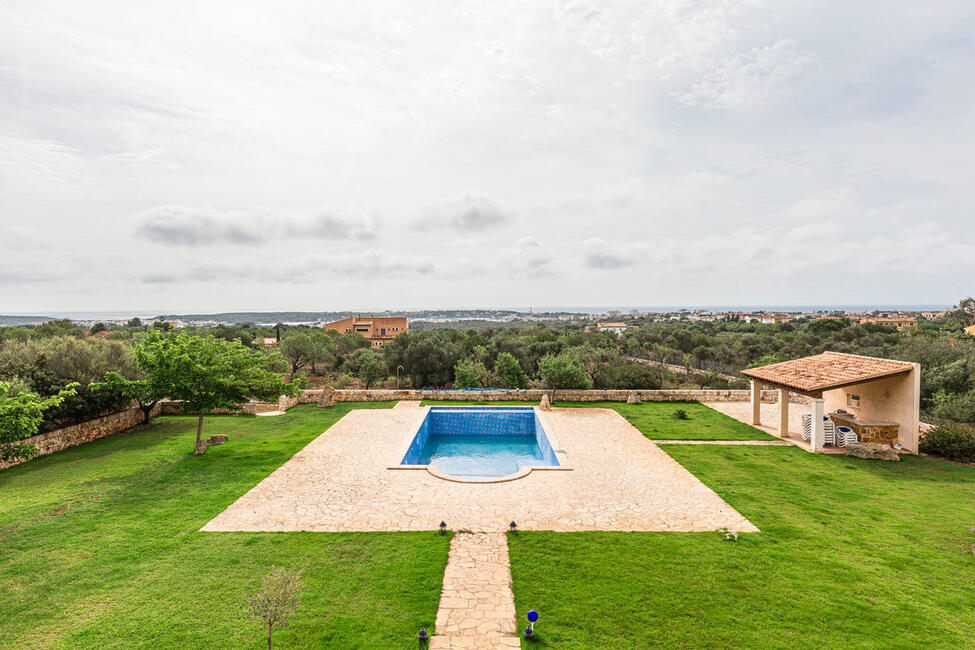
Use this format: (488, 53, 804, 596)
(201, 406, 756, 533)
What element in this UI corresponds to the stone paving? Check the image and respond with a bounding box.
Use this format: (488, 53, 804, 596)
(393, 400, 423, 409)
(202, 406, 756, 533)
(430, 533, 519, 649)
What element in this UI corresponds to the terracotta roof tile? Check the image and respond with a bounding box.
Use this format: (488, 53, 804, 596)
(740, 352, 914, 394)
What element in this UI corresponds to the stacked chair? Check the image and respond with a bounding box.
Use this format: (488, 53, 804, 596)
(800, 414, 839, 446)
(835, 425, 858, 447)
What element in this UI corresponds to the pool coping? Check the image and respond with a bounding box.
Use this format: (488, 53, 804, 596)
(387, 405, 573, 483)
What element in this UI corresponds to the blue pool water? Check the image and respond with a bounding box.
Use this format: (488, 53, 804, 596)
(401, 407, 559, 478)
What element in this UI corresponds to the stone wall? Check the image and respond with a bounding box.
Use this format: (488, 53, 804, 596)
(297, 388, 789, 403)
(1, 404, 161, 471)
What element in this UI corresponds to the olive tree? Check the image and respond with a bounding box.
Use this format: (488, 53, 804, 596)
(538, 352, 591, 400)
(344, 348, 387, 388)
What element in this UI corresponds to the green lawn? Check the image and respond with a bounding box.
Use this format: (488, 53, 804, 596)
(420, 400, 774, 440)
(0, 403, 450, 649)
(508, 446, 975, 648)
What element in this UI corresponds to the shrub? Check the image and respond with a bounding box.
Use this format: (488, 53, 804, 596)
(931, 390, 975, 425)
(673, 409, 688, 420)
(495, 352, 528, 389)
(602, 362, 662, 390)
(919, 422, 975, 462)
(454, 359, 488, 388)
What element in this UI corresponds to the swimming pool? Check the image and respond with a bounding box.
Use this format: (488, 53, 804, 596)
(400, 407, 560, 478)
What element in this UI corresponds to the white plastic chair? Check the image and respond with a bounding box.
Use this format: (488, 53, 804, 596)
(801, 414, 812, 441)
(823, 417, 837, 446)
(836, 426, 858, 447)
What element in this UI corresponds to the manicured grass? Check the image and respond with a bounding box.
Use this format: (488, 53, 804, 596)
(420, 400, 774, 440)
(508, 447, 975, 648)
(0, 403, 450, 649)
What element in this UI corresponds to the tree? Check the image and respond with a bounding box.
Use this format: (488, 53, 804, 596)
(602, 361, 662, 389)
(0, 382, 77, 462)
(91, 371, 165, 425)
(538, 352, 591, 400)
(278, 331, 332, 378)
(949, 297, 975, 328)
(33, 319, 84, 339)
(127, 317, 142, 328)
(747, 354, 781, 369)
(573, 344, 621, 387)
(344, 348, 387, 388)
(494, 352, 528, 389)
(138, 332, 299, 454)
(248, 567, 304, 650)
(454, 359, 488, 388)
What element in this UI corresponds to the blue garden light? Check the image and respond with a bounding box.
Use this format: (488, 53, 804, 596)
(523, 609, 539, 640)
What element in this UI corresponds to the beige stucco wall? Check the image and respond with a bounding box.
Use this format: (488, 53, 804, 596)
(822, 365, 921, 451)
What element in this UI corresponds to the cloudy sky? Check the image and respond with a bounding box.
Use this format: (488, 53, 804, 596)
(2, 1, 974, 313)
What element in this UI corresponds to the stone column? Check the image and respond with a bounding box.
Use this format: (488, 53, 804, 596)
(811, 398, 825, 452)
(750, 380, 762, 426)
(778, 388, 790, 439)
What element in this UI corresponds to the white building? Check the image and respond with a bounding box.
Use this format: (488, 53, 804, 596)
(597, 321, 627, 337)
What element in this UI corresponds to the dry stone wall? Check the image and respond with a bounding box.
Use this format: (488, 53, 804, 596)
(1, 404, 161, 471)
(300, 388, 789, 403)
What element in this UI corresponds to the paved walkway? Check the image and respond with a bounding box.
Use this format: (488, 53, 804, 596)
(393, 400, 423, 409)
(201, 407, 756, 533)
(431, 533, 519, 649)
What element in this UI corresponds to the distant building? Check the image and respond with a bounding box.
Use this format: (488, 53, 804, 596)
(964, 324, 975, 337)
(757, 313, 794, 324)
(859, 317, 917, 331)
(262, 337, 277, 347)
(597, 321, 627, 337)
(324, 314, 408, 348)
(607, 310, 622, 317)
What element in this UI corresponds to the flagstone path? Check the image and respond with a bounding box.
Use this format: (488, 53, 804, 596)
(430, 532, 520, 649)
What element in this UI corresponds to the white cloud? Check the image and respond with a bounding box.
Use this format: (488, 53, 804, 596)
(135, 205, 379, 246)
(413, 194, 512, 232)
(582, 238, 648, 269)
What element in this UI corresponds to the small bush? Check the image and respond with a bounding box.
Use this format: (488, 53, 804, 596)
(673, 409, 688, 420)
(249, 567, 305, 649)
(919, 422, 975, 462)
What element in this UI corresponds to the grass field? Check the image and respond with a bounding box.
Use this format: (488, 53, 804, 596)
(7, 400, 973, 648)
(0, 403, 450, 649)
(419, 400, 774, 440)
(508, 445, 975, 648)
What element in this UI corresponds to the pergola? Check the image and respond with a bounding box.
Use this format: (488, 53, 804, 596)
(741, 352, 921, 452)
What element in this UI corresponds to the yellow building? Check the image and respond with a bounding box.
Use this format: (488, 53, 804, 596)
(324, 314, 408, 348)
(964, 324, 975, 337)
